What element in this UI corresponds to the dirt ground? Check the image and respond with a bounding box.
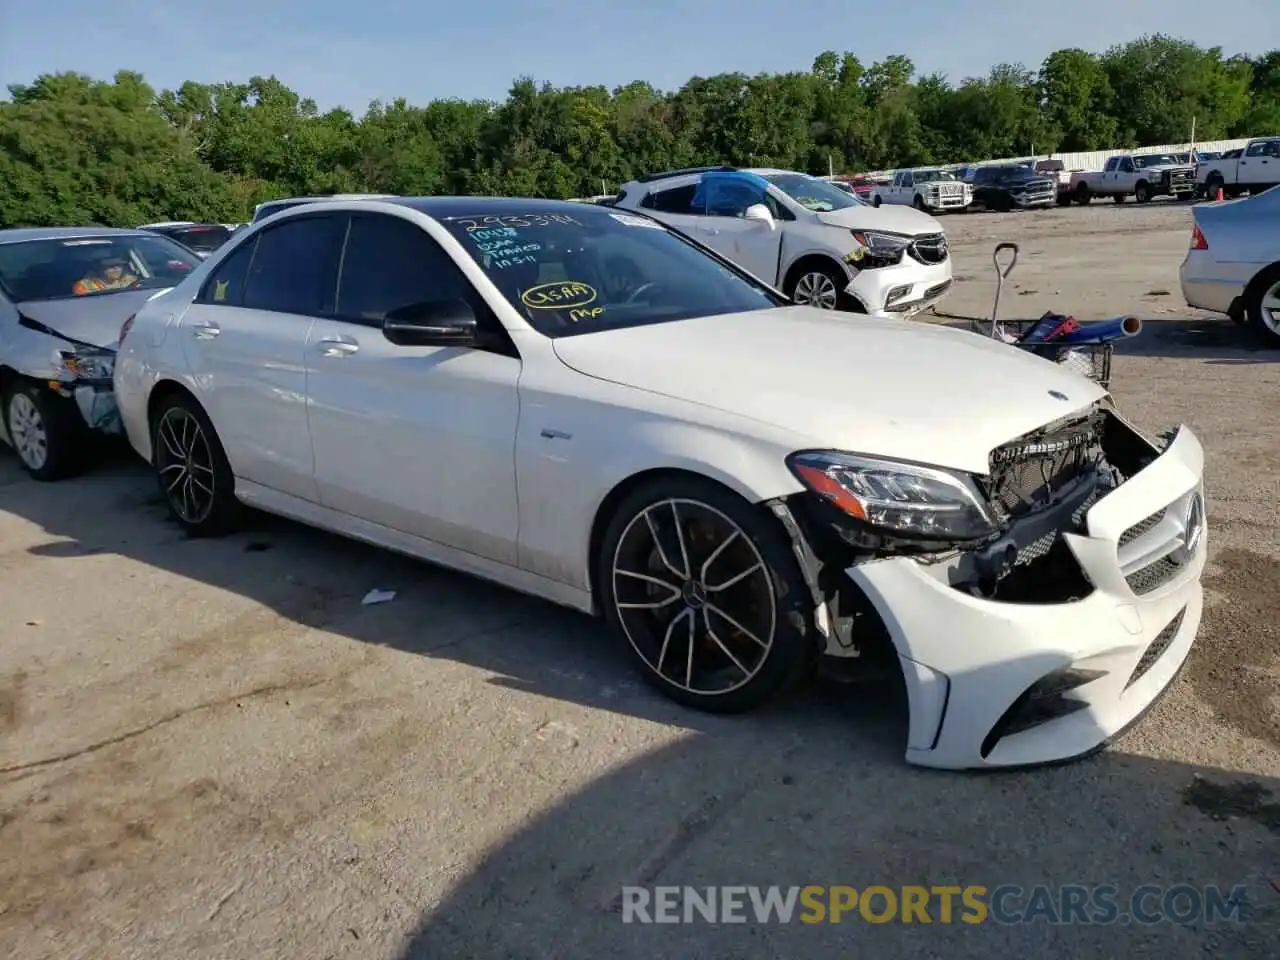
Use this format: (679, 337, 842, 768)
(2, 201, 1278, 959)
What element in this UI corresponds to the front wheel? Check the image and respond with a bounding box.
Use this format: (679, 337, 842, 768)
(872, 196, 882, 207)
(2, 381, 87, 481)
(788, 263, 845, 311)
(597, 476, 817, 712)
(1113, 193, 1126, 204)
(1135, 182, 1151, 203)
(150, 392, 241, 536)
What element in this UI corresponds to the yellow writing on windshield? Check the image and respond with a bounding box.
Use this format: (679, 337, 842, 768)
(521, 281, 597, 310)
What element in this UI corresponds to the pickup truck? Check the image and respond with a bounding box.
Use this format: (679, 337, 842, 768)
(1196, 137, 1280, 198)
(870, 169, 972, 213)
(1069, 153, 1197, 204)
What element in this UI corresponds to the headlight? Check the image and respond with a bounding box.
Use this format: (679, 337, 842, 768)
(788, 451, 997, 541)
(57, 347, 115, 382)
(848, 230, 910, 268)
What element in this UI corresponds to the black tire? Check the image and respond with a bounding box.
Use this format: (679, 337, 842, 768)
(872, 196, 882, 207)
(1113, 192, 1126, 203)
(1243, 264, 1280, 348)
(2, 380, 88, 481)
(1056, 194, 1071, 207)
(786, 261, 848, 311)
(597, 475, 818, 713)
(1205, 175, 1224, 199)
(912, 195, 926, 211)
(150, 391, 241, 536)
(1074, 184, 1091, 205)
(1135, 182, 1151, 204)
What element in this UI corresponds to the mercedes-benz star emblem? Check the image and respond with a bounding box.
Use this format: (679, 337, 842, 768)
(1048, 390, 1069, 401)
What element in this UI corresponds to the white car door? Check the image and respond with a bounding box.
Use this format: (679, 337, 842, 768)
(178, 215, 342, 500)
(303, 211, 521, 565)
(689, 172, 785, 285)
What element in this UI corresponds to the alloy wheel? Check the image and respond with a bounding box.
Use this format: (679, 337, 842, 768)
(793, 271, 839, 309)
(1261, 281, 1280, 335)
(155, 407, 217, 524)
(8, 393, 49, 471)
(611, 499, 776, 696)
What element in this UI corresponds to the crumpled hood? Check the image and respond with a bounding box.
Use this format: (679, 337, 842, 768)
(16, 288, 171, 349)
(552, 307, 1108, 476)
(816, 204, 943, 235)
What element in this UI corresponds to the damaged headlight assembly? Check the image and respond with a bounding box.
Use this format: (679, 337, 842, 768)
(848, 230, 910, 268)
(788, 451, 998, 543)
(54, 346, 116, 384)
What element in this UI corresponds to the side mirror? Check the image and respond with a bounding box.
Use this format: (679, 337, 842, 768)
(383, 299, 477, 347)
(743, 203, 776, 230)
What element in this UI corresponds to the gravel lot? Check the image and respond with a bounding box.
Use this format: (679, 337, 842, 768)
(2, 201, 1278, 959)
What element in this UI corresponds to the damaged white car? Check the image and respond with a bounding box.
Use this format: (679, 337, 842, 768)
(0, 228, 201, 479)
(114, 198, 1207, 770)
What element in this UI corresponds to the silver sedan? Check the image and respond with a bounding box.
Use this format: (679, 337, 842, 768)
(1180, 186, 1280, 346)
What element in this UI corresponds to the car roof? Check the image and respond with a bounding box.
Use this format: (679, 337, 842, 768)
(137, 221, 196, 229)
(0, 226, 152, 245)
(386, 196, 619, 220)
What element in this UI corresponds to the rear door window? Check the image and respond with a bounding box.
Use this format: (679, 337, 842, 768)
(642, 184, 698, 214)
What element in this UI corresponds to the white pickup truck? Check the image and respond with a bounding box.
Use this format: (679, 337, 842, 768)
(1068, 153, 1197, 205)
(1196, 137, 1280, 198)
(870, 169, 972, 213)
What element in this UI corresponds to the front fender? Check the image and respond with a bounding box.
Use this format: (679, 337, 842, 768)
(512, 373, 811, 592)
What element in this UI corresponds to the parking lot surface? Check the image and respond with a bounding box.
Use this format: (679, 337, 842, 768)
(2, 201, 1278, 959)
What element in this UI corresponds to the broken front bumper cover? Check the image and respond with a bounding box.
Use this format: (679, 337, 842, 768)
(847, 425, 1206, 770)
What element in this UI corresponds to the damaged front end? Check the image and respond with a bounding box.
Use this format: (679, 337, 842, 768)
(47, 345, 123, 435)
(768, 401, 1166, 660)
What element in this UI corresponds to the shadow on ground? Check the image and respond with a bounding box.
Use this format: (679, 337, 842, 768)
(393, 740, 1279, 958)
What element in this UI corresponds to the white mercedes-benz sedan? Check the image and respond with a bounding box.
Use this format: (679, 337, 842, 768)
(114, 196, 1208, 770)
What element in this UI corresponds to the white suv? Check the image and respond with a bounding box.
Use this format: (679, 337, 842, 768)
(613, 166, 952, 317)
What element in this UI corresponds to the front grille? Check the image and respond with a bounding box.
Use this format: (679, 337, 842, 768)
(1167, 169, 1195, 190)
(908, 233, 949, 265)
(985, 412, 1105, 521)
(1119, 508, 1166, 547)
(1125, 607, 1186, 688)
(1125, 555, 1182, 595)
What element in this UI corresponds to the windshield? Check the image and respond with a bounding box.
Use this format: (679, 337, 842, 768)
(1134, 155, 1177, 168)
(0, 234, 200, 303)
(914, 170, 958, 183)
(166, 225, 232, 253)
(440, 207, 782, 338)
(763, 173, 860, 212)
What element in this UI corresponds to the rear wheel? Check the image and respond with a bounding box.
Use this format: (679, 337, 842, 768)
(3, 381, 87, 481)
(872, 196, 882, 207)
(150, 392, 241, 536)
(597, 476, 817, 712)
(1074, 184, 1091, 205)
(1113, 193, 1126, 203)
(1244, 265, 1280, 348)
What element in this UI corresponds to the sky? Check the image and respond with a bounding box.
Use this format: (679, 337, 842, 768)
(1, 1, 1276, 112)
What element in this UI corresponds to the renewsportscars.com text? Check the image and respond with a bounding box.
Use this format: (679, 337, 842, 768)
(620, 884, 1250, 926)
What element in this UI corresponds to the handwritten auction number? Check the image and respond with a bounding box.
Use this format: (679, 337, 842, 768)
(569, 307, 604, 322)
(458, 214, 582, 232)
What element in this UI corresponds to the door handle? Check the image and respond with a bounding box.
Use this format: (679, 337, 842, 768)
(190, 320, 220, 339)
(316, 336, 359, 357)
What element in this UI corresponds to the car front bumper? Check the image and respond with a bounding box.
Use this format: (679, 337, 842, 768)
(848, 258, 952, 319)
(847, 424, 1206, 770)
(1179, 250, 1251, 315)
